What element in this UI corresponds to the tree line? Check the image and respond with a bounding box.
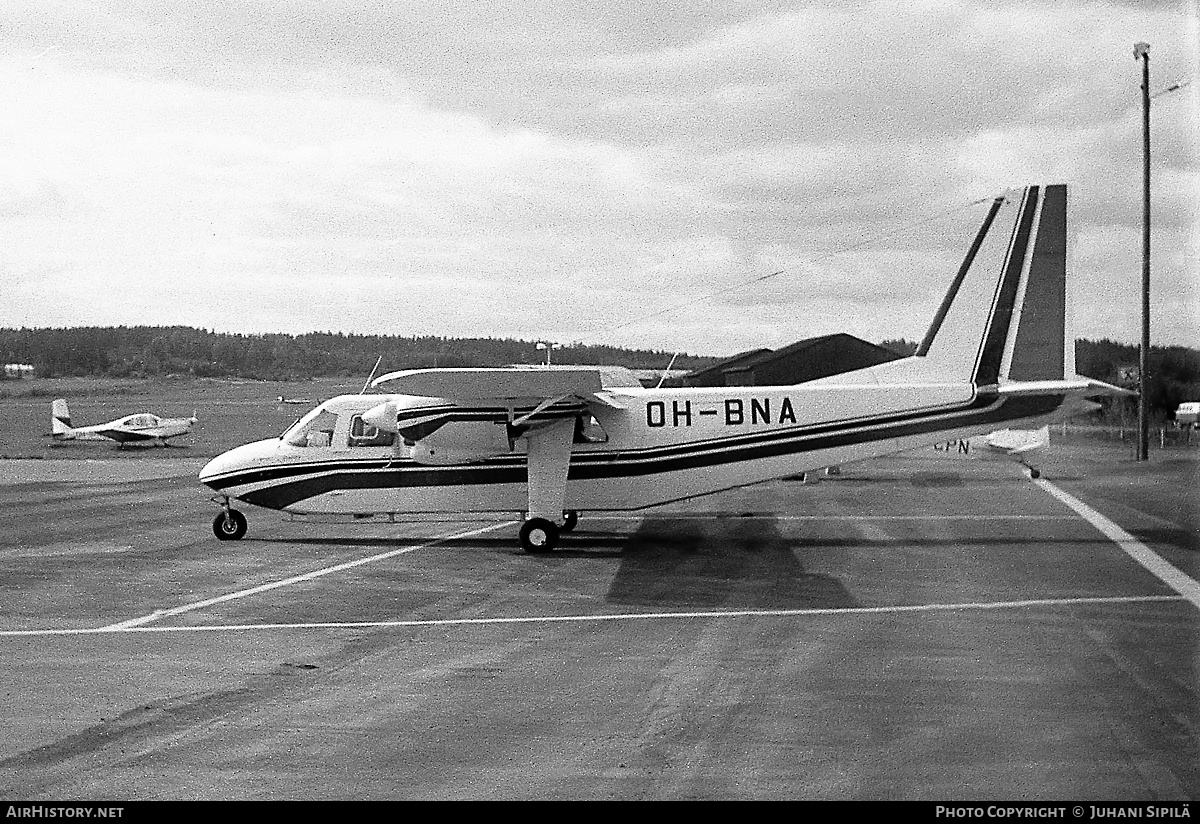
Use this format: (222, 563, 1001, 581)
(0, 326, 713, 381)
(1, 327, 1195, 422)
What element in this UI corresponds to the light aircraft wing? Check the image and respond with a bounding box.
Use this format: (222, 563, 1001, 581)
(96, 427, 160, 443)
(983, 426, 1050, 456)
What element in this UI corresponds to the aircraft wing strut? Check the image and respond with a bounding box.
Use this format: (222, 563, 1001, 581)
(368, 367, 620, 551)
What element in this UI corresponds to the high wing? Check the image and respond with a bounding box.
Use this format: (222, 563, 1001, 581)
(366, 367, 624, 550)
(370, 366, 631, 407)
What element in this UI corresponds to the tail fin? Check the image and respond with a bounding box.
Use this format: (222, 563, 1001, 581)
(51, 399, 75, 438)
(918, 185, 1069, 387)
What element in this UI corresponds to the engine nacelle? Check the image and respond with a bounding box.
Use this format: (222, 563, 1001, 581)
(361, 400, 400, 434)
(409, 421, 513, 466)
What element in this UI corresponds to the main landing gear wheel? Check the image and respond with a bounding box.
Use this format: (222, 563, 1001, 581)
(561, 510, 579, 533)
(519, 517, 559, 554)
(213, 509, 247, 541)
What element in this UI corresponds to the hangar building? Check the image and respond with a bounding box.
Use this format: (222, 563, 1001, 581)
(682, 333, 902, 387)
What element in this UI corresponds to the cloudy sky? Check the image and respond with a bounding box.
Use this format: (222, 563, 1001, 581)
(2, 1, 1197, 355)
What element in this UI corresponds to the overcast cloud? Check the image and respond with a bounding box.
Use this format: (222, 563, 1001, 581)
(1, 1, 1196, 355)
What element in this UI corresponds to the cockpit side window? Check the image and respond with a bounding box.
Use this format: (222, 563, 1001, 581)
(349, 415, 396, 447)
(284, 409, 339, 447)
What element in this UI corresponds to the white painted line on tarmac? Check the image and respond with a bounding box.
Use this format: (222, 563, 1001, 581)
(98, 521, 517, 631)
(1034, 477, 1200, 611)
(587, 514, 1074, 521)
(0, 594, 1183, 637)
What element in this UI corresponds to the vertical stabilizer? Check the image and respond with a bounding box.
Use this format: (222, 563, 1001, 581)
(1002, 184, 1067, 382)
(51, 399, 74, 438)
(916, 185, 1069, 387)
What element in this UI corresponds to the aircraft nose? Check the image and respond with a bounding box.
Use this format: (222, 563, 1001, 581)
(199, 452, 235, 487)
(199, 440, 273, 487)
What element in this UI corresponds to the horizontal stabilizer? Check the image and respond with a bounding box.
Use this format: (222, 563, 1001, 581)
(996, 378, 1135, 398)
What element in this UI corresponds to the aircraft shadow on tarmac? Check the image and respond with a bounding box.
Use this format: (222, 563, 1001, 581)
(602, 516, 858, 611)
(252, 517, 857, 611)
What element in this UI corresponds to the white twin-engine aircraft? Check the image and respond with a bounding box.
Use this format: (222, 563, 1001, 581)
(52, 399, 197, 446)
(201, 184, 1125, 551)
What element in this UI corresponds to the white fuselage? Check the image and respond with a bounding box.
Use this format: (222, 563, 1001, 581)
(199, 377, 1069, 517)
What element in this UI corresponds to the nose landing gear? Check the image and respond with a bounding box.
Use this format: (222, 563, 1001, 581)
(211, 496, 248, 541)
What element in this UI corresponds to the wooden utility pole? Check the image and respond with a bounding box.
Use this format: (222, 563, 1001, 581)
(1135, 42, 1151, 461)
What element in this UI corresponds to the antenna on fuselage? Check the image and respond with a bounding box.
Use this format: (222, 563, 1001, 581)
(656, 352, 681, 389)
(361, 355, 383, 394)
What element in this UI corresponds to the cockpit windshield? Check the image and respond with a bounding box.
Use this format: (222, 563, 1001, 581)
(283, 406, 338, 447)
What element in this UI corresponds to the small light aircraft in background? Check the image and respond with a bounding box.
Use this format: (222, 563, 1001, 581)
(201, 184, 1128, 551)
(932, 425, 1053, 478)
(51, 399, 197, 446)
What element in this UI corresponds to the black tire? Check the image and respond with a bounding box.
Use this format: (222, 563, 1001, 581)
(213, 509, 248, 541)
(519, 517, 559, 553)
(561, 510, 579, 532)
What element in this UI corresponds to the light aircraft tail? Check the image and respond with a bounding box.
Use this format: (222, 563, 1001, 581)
(51, 399, 75, 439)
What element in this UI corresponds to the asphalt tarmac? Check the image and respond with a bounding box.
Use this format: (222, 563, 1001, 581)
(0, 440, 1196, 800)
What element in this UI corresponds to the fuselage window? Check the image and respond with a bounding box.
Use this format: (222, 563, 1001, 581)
(285, 409, 338, 447)
(349, 415, 396, 447)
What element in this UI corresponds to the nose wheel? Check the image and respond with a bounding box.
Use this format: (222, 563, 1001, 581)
(211, 497, 248, 541)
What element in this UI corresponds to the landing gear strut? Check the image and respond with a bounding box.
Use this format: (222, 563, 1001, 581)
(212, 496, 247, 541)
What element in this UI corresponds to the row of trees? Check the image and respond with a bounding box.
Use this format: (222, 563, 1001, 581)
(0, 326, 713, 382)
(1, 327, 1195, 422)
